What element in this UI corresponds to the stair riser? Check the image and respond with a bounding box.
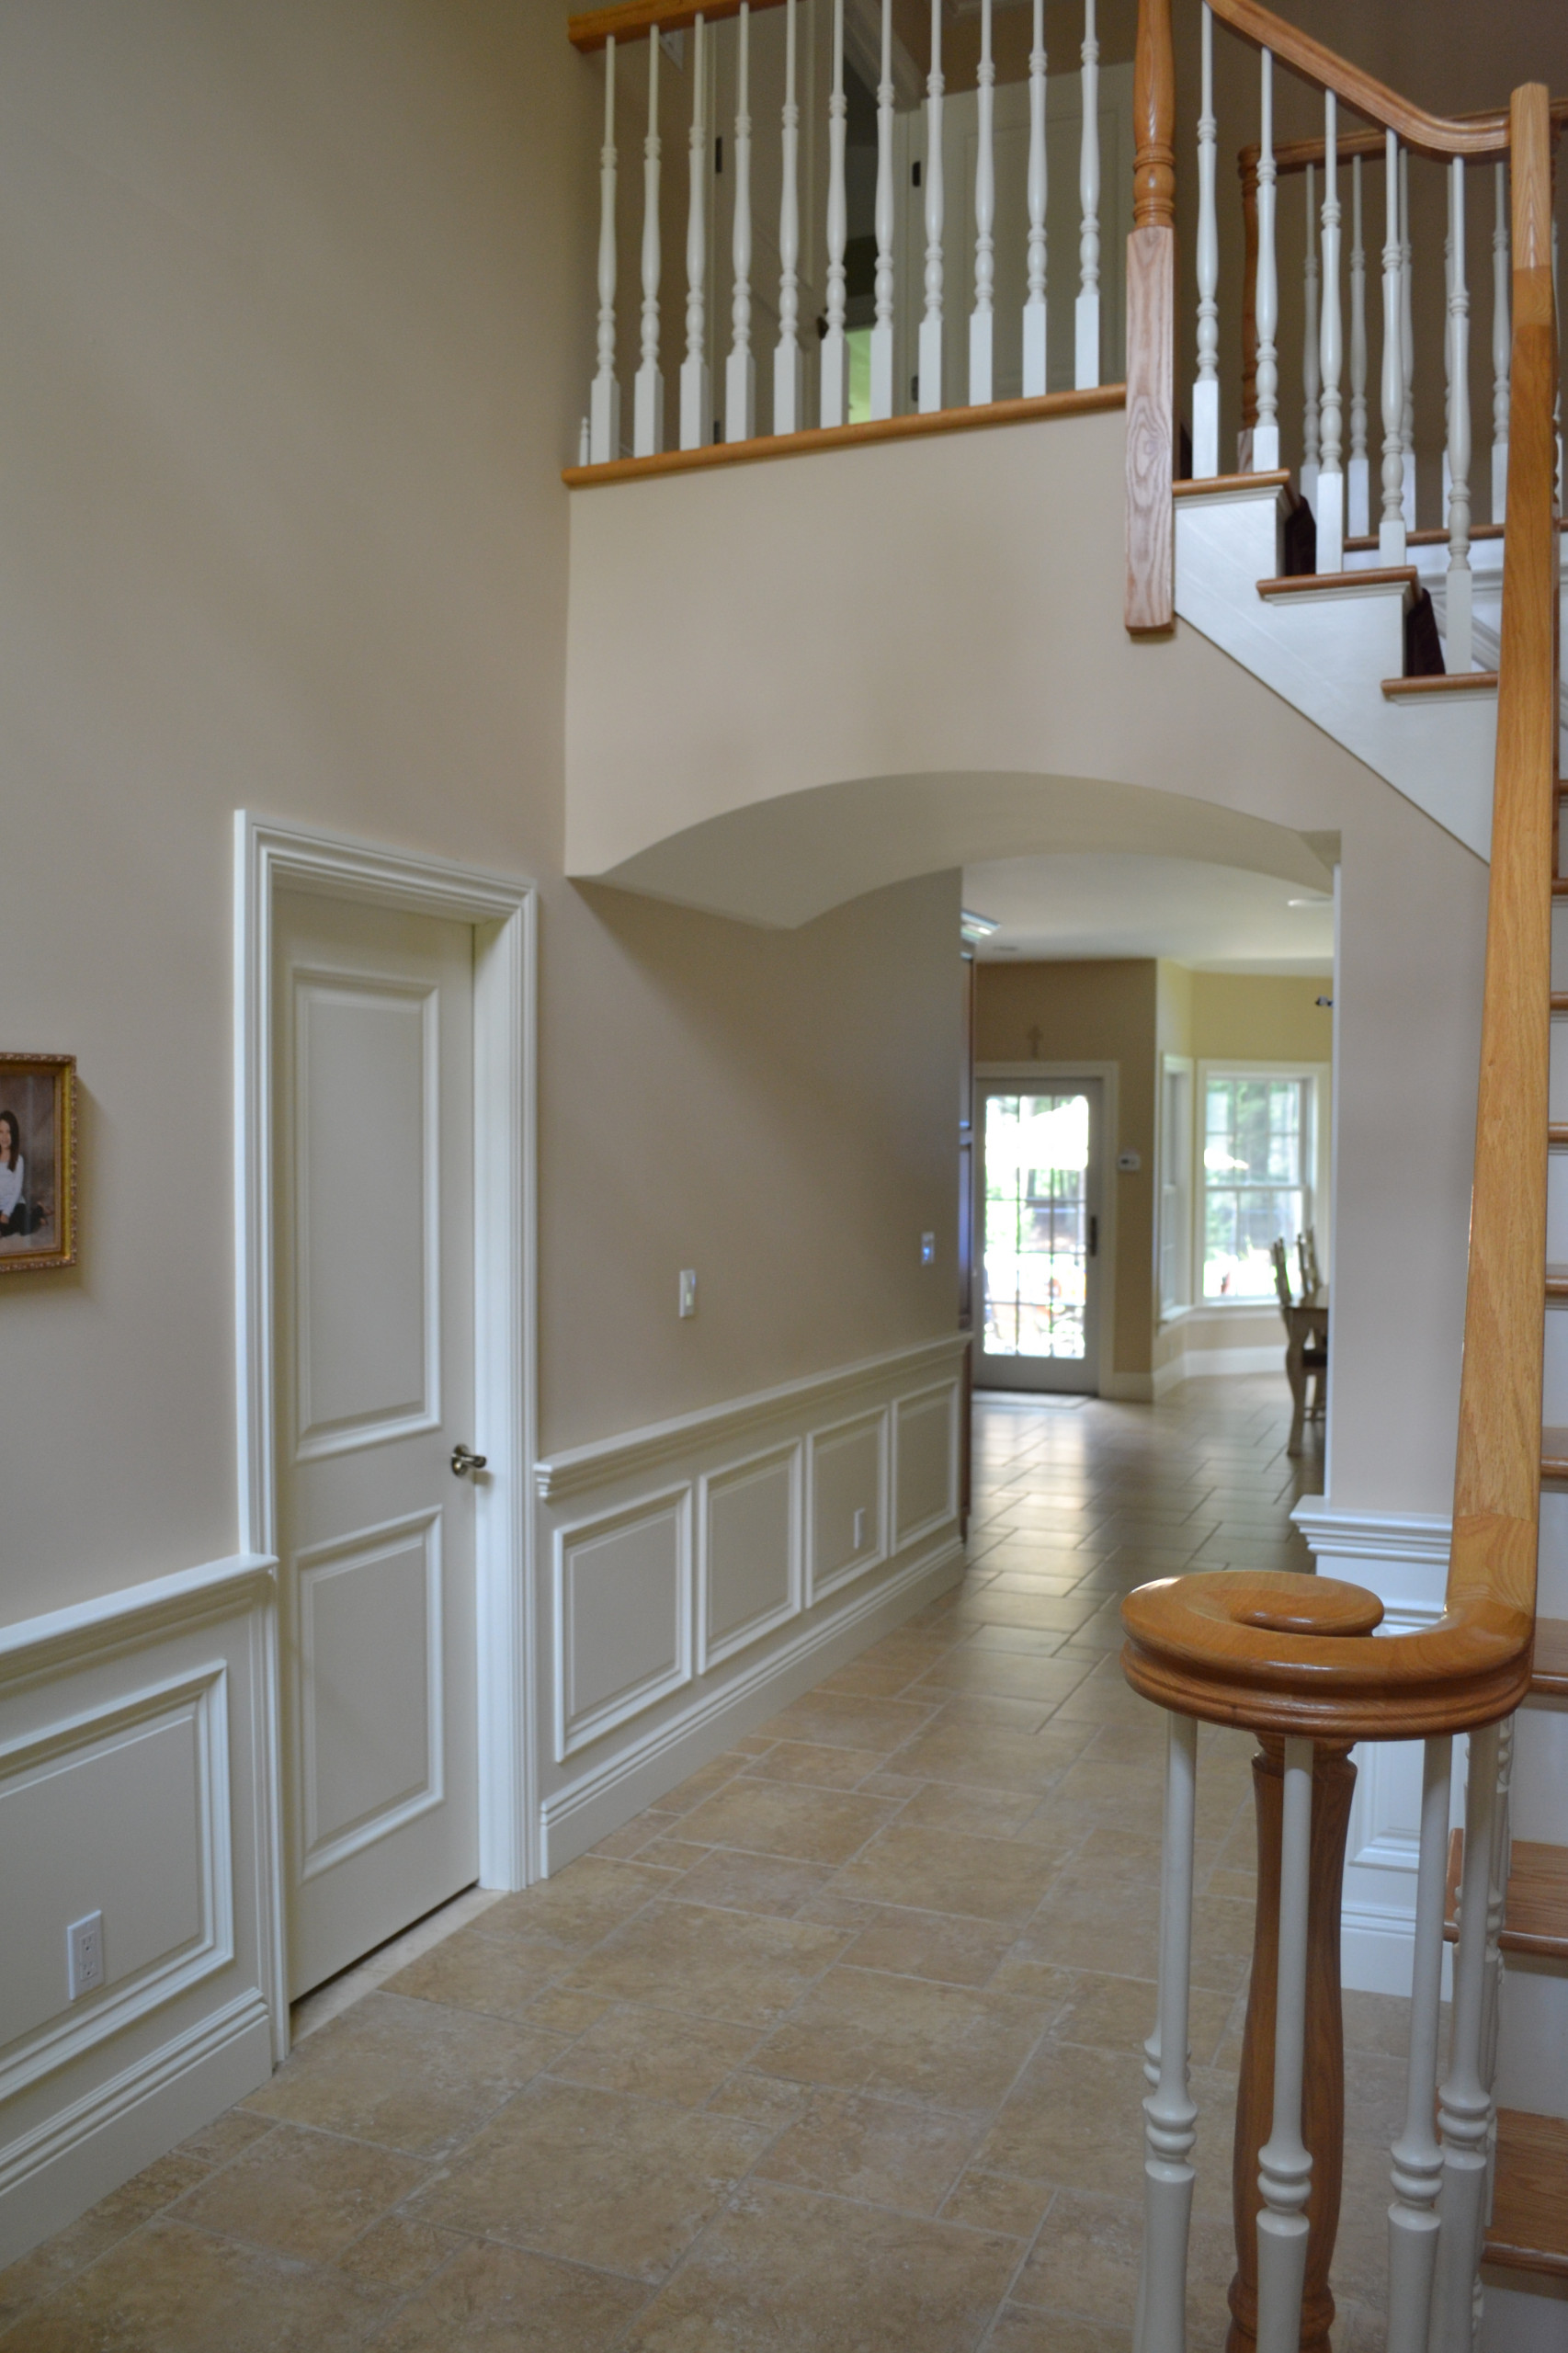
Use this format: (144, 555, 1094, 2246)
(1539, 1495, 1568, 1619)
(1513, 1709, 1568, 1844)
(1480, 2286, 1568, 2351)
(1496, 1962, 1568, 2118)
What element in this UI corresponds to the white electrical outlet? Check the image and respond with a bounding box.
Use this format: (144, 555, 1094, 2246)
(852, 1506, 868, 1551)
(678, 1268, 698, 1318)
(67, 1911, 104, 2000)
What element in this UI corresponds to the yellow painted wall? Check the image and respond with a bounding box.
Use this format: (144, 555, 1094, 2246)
(1189, 972, 1335, 1065)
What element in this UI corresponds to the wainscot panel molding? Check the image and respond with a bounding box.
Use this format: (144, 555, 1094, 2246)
(1151, 1341, 1288, 1398)
(0, 1556, 279, 2268)
(1291, 1500, 1455, 1997)
(535, 1335, 968, 1869)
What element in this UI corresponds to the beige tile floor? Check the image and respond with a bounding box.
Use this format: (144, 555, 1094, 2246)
(0, 1376, 1410, 2351)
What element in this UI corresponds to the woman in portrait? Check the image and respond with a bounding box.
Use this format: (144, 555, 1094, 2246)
(0, 1108, 38, 1237)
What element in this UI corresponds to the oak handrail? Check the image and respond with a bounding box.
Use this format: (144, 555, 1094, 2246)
(1122, 84, 1558, 1740)
(570, 0, 778, 52)
(1204, 0, 1510, 160)
(1239, 99, 1568, 182)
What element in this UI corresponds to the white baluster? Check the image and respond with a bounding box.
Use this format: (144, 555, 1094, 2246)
(1254, 50, 1279, 470)
(1386, 1735, 1452, 2353)
(1133, 1713, 1199, 2353)
(633, 28, 665, 458)
(1477, 1714, 1515, 2353)
(1075, 0, 1100, 390)
(1380, 131, 1406, 562)
(1400, 145, 1415, 526)
(821, 0, 848, 427)
(1347, 153, 1369, 535)
(970, 0, 995, 404)
(1317, 100, 1344, 567)
(773, 0, 802, 434)
(917, 0, 945, 414)
(1301, 161, 1321, 509)
(590, 35, 621, 464)
(869, 0, 895, 419)
(1191, 4, 1219, 478)
(1255, 1736, 1313, 2353)
(578, 415, 590, 465)
(1491, 161, 1509, 525)
(1446, 157, 1472, 670)
(725, 6, 755, 441)
(679, 13, 711, 449)
(1430, 1721, 1502, 2353)
(1022, 0, 1048, 397)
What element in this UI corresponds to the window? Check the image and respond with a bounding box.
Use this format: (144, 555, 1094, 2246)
(1159, 1058, 1193, 1316)
(1202, 1073, 1315, 1301)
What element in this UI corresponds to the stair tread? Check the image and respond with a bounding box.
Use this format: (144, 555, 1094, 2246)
(1381, 672, 1499, 698)
(1257, 566, 1417, 598)
(1445, 1833, 1568, 1960)
(1486, 2110, 1568, 2279)
(1532, 1617, 1568, 1698)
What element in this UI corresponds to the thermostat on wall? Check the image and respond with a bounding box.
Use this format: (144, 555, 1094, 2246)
(1117, 1150, 1142, 1173)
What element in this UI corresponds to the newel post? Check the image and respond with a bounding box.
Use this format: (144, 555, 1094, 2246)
(1126, 0, 1176, 632)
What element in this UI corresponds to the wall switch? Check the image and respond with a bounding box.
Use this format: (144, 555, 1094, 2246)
(678, 1268, 698, 1318)
(852, 1506, 869, 1552)
(67, 1911, 104, 2000)
(920, 1231, 936, 1266)
(1117, 1149, 1142, 1173)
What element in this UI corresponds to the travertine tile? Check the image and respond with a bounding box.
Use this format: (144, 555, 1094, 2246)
(545, 2004, 760, 2104)
(365, 2237, 648, 2350)
(979, 2044, 1150, 2195)
(620, 2179, 1019, 2350)
(1011, 2186, 1233, 2330)
(888, 1719, 1092, 1796)
(895, 1779, 1045, 1838)
(169, 2122, 428, 2262)
(755, 1965, 1053, 2110)
(832, 1824, 1062, 1925)
(566, 1900, 848, 2025)
(333, 2215, 461, 2294)
(478, 1857, 676, 1949)
(382, 1924, 573, 2017)
(663, 1845, 836, 1916)
(742, 1738, 892, 1789)
(986, 2309, 1133, 2353)
(912, 1651, 1097, 1706)
(755, 2086, 979, 2211)
(758, 1690, 939, 1753)
(241, 1992, 562, 2156)
(408, 2078, 767, 2281)
(675, 1778, 895, 1863)
(836, 1905, 1016, 1987)
(3, 2217, 392, 2351)
(939, 2167, 1055, 2238)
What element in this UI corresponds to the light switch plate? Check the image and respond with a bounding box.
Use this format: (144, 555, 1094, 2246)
(678, 1268, 698, 1318)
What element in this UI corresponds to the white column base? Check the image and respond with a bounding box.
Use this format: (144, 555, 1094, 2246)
(917, 315, 944, 415)
(589, 374, 621, 466)
(1317, 469, 1345, 572)
(820, 328, 846, 429)
(633, 366, 665, 458)
(1252, 422, 1280, 472)
(1191, 378, 1220, 480)
(1380, 515, 1408, 564)
(1492, 440, 1508, 527)
(1074, 288, 1099, 390)
(1301, 458, 1320, 513)
(1446, 563, 1473, 673)
(679, 359, 712, 452)
(724, 349, 756, 445)
(773, 340, 802, 438)
(1402, 448, 1416, 529)
(1022, 301, 1047, 399)
(969, 310, 994, 407)
(869, 323, 894, 421)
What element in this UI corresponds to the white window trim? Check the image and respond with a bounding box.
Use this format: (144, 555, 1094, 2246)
(1194, 1060, 1331, 1311)
(1157, 1052, 1195, 1326)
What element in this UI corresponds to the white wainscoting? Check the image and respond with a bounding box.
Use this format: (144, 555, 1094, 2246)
(1290, 1499, 1454, 1996)
(535, 1336, 967, 1869)
(0, 1556, 279, 2267)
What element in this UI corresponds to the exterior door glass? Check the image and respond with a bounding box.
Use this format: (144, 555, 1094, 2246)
(977, 1086, 1100, 1390)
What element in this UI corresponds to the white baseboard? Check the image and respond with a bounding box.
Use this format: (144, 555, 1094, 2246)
(0, 1995, 272, 2268)
(540, 1534, 963, 1869)
(1152, 1344, 1286, 1397)
(1341, 1901, 1452, 2003)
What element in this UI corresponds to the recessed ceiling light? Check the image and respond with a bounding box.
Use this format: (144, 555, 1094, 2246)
(960, 908, 999, 939)
(1287, 894, 1333, 908)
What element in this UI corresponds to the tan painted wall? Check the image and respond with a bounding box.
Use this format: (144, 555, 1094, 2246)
(0, 0, 960, 1624)
(1188, 973, 1335, 1068)
(974, 961, 1158, 1384)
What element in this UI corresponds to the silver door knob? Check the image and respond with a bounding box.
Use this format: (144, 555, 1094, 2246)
(450, 1444, 488, 1477)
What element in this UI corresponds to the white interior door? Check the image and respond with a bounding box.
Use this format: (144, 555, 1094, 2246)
(974, 1076, 1103, 1393)
(274, 889, 480, 1998)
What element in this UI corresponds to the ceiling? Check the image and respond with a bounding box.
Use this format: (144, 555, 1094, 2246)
(960, 854, 1335, 972)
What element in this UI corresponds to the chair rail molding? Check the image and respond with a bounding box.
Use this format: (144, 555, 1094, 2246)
(233, 813, 540, 1917)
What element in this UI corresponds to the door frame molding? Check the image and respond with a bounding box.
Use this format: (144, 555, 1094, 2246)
(973, 1061, 1122, 1399)
(234, 813, 539, 2055)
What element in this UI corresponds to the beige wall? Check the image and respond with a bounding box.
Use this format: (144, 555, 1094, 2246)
(975, 960, 1158, 1385)
(1187, 973, 1335, 1068)
(0, 0, 960, 1624)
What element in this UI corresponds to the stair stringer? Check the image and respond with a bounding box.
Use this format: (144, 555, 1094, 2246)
(1175, 481, 1498, 861)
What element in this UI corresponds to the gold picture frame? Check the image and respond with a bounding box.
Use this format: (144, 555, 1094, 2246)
(0, 1053, 77, 1273)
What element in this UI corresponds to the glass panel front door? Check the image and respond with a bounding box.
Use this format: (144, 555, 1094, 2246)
(975, 1081, 1102, 1392)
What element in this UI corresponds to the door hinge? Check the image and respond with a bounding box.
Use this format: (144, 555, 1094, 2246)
(1088, 1215, 1099, 1258)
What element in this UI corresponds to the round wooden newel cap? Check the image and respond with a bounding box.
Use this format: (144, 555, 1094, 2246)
(1230, 1572, 1384, 1638)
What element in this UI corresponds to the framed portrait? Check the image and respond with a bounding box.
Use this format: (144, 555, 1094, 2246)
(0, 1053, 77, 1273)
